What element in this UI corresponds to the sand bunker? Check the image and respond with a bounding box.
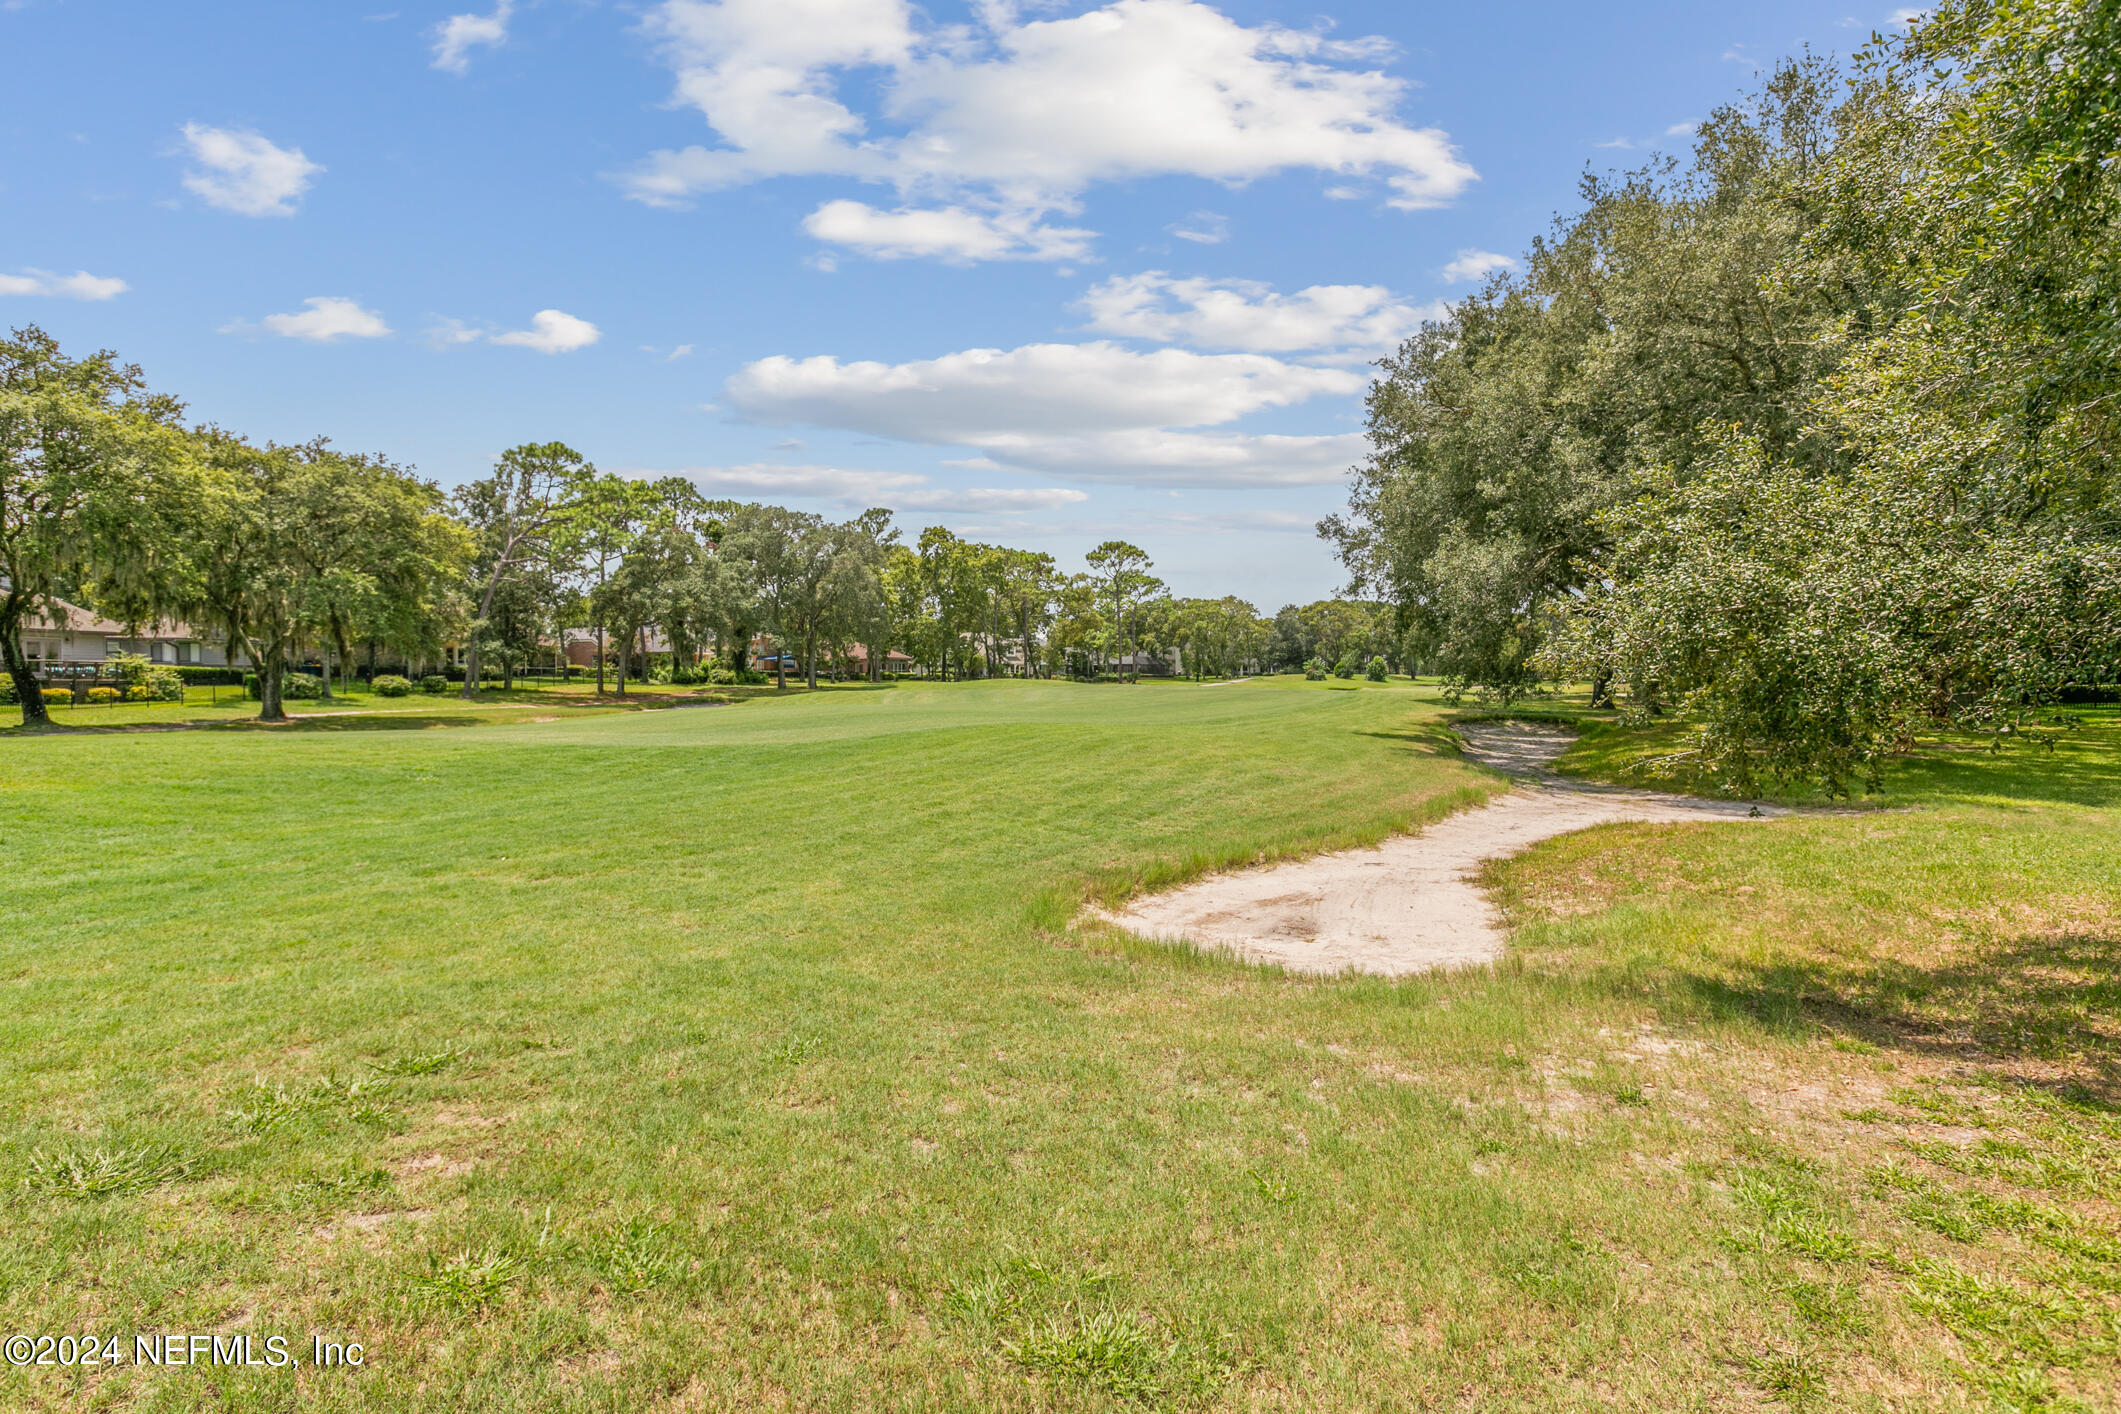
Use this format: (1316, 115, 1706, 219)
(1101, 721, 1777, 977)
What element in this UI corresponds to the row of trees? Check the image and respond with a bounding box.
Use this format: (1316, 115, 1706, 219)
(1326, 0, 2121, 792)
(1, 329, 1390, 726)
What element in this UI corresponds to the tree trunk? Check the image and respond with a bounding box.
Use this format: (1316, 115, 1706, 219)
(615, 627, 630, 696)
(504, 658, 514, 692)
(3, 622, 50, 728)
(775, 640, 786, 690)
(1589, 664, 1615, 710)
(806, 624, 818, 690)
(319, 648, 334, 700)
(596, 624, 607, 695)
(258, 656, 288, 723)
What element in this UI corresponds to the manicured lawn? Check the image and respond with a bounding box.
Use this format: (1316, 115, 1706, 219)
(2, 680, 2113, 1411)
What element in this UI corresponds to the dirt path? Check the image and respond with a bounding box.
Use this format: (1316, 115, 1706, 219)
(1101, 721, 1779, 977)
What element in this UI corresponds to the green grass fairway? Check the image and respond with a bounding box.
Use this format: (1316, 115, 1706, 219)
(4, 682, 2116, 1411)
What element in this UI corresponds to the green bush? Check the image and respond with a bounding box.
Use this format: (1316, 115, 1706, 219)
(708, 668, 735, 685)
(145, 667, 184, 701)
(418, 675, 448, 695)
(1333, 651, 1360, 680)
(0, 676, 16, 705)
(245, 671, 323, 700)
(372, 674, 412, 698)
(1365, 656, 1389, 682)
(85, 686, 122, 705)
(1303, 657, 1328, 682)
(124, 685, 153, 702)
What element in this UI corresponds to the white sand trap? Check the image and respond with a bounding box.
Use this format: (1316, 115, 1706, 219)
(1101, 722, 1779, 977)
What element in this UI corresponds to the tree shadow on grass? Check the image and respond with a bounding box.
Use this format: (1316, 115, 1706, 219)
(1664, 930, 2121, 1104)
(5, 713, 493, 736)
(1352, 727, 1456, 757)
(1880, 721, 2121, 809)
(1558, 710, 2121, 810)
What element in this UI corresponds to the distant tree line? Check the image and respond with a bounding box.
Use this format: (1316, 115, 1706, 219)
(1, 330, 1388, 726)
(1326, 0, 2121, 792)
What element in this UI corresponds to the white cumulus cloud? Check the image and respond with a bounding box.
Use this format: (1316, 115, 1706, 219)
(179, 124, 322, 217)
(1438, 249, 1518, 284)
(1168, 211, 1229, 245)
(433, 1, 513, 74)
(638, 463, 1090, 513)
(620, 0, 1476, 262)
(725, 340, 1365, 487)
(0, 268, 128, 300)
(491, 309, 602, 354)
(802, 200, 1095, 263)
(1078, 272, 1436, 355)
(729, 341, 1359, 441)
(231, 297, 391, 343)
(956, 429, 1366, 487)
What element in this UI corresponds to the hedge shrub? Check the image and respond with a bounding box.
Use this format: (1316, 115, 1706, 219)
(85, 687, 122, 705)
(372, 674, 412, 698)
(418, 675, 449, 695)
(1366, 656, 1389, 682)
(244, 670, 324, 700)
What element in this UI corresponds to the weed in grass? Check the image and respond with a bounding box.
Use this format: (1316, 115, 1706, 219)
(769, 1033, 822, 1066)
(23, 1142, 186, 1198)
(1246, 1167, 1296, 1204)
(1979, 1364, 2066, 1414)
(1865, 1158, 1928, 1195)
(598, 1219, 676, 1295)
(1614, 1081, 1650, 1107)
(1499, 1232, 1612, 1310)
(944, 1270, 1026, 1327)
(1007, 1307, 1233, 1408)
(1726, 1173, 1862, 1263)
(1781, 1277, 1870, 1335)
(415, 1247, 528, 1311)
(1829, 1037, 1878, 1055)
(1742, 1344, 1826, 1408)
(369, 1047, 467, 1077)
(1010, 1308, 1163, 1403)
(227, 1161, 394, 1215)
(229, 1073, 400, 1134)
(1900, 1190, 1988, 1243)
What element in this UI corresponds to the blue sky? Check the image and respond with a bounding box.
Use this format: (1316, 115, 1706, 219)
(2, 0, 1918, 609)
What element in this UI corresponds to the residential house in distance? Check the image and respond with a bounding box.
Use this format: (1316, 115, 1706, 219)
(19, 597, 245, 669)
